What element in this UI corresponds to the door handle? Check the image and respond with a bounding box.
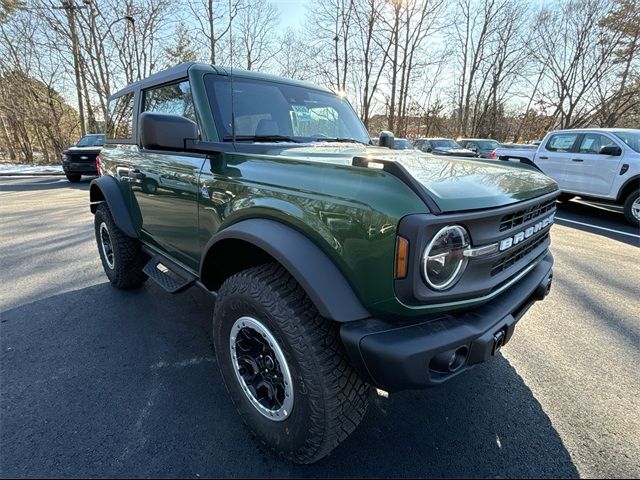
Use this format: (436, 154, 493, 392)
(129, 169, 146, 179)
(538, 156, 548, 160)
(571, 158, 584, 162)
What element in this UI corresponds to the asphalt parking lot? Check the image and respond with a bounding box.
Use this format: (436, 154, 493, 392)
(1, 176, 639, 478)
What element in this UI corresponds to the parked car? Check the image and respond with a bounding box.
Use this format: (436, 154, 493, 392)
(414, 138, 477, 157)
(390, 138, 414, 150)
(457, 138, 501, 158)
(90, 62, 558, 464)
(62, 133, 103, 182)
(492, 128, 640, 225)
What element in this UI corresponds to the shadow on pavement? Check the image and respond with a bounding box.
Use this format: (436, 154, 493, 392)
(0, 282, 579, 478)
(555, 199, 639, 247)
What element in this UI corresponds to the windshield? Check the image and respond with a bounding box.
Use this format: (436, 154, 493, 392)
(205, 74, 370, 144)
(477, 140, 500, 150)
(76, 135, 104, 147)
(432, 139, 461, 149)
(393, 139, 413, 149)
(613, 131, 640, 153)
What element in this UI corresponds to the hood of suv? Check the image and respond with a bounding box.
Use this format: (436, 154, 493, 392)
(275, 143, 558, 212)
(64, 146, 102, 155)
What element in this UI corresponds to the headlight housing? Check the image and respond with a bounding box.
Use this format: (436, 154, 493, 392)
(422, 225, 470, 290)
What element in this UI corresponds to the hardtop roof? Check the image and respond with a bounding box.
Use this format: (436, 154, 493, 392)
(109, 62, 334, 100)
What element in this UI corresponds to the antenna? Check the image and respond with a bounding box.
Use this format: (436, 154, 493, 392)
(229, 0, 236, 145)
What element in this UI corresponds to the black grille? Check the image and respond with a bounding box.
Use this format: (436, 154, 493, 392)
(491, 232, 549, 276)
(499, 199, 555, 232)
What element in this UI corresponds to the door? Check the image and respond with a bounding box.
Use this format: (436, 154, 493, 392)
(568, 133, 623, 197)
(536, 132, 580, 190)
(129, 80, 205, 270)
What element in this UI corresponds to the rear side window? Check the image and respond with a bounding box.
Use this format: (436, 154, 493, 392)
(578, 133, 615, 154)
(545, 133, 578, 152)
(107, 93, 134, 140)
(143, 80, 196, 123)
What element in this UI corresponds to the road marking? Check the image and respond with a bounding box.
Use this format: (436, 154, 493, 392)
(555, 216, 640, 239)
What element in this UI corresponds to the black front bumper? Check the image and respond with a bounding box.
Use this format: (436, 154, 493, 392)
(63, 162, 98, 175)
(340, 253, 553, 392)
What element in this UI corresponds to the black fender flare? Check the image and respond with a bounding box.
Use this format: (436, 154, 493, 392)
(89, 176, 137, 238)
(617, 174, 640, 202)
(200, 218, 371, 322)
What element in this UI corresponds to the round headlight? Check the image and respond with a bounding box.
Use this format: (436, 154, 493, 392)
(422, 225, 470, 290)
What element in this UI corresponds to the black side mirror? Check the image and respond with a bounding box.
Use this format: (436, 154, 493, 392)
(379, 131, 395, 148)
(139, 112, 199, 151)
(599, 145, 622, 156)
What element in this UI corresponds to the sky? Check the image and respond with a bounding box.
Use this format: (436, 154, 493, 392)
(271, 0, 308, 29)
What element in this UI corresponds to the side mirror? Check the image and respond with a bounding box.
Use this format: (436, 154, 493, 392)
(379, 131, 395, 148)
(426, 148, 433, 153)
(139, 112, 199, 151)
(599, 145, 622, 156)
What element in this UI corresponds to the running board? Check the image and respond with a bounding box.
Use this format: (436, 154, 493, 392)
(142, 254, 196, 294)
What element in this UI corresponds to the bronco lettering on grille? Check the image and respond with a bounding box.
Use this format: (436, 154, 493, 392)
(499, 214, 554, 252)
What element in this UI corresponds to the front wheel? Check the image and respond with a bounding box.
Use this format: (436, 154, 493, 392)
(212, 263, 369, 464)
(66, 174, 81, 183)
(623, 189, 640, 226)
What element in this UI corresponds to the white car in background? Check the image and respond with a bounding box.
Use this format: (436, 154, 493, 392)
(492, 128, 640, 226)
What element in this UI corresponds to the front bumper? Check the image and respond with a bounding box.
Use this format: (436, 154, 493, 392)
(340, 253, 553, 392)
(63, 162, 98, 175)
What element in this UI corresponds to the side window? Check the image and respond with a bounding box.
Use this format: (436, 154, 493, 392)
(107, 93, 134, 140)
(578, 133, 615, 154)
(143, 80, 196, 123)
(545, 133, 578, 152)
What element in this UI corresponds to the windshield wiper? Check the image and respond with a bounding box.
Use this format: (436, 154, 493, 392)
(223, 135, 301, 143)
(312, 137, 368, 145)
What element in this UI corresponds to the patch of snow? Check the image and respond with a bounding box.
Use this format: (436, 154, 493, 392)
(0, 163, 63, 174)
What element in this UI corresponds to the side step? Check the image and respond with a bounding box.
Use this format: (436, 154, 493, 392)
(142, 254, 196, 294)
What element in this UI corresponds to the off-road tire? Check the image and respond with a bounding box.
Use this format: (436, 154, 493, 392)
(94, 203, 148, 289)
(623, 189, 639, 226)
(212, 263, 370, 464)
(66, 174, 81, 183)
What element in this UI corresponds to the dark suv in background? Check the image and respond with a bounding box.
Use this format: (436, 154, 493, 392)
(62, 133, 103, 182)
(414, 138, 476, 157)
(457, 138, 502, 158)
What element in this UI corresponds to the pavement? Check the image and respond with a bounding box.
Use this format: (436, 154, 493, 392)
(1, 175, 639, 478)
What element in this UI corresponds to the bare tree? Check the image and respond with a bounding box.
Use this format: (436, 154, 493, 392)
(233, 0, 280, 71)
(531, 0, 626, 128)
(186, 0, 240, 64)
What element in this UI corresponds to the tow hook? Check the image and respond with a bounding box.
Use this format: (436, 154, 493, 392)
(534, 272, 553, 300)
(492, 329, 506, 356)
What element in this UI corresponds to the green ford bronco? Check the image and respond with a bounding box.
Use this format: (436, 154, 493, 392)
(90, 63, 558, 463)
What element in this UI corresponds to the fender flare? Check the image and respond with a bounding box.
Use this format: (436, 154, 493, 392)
(617, 174, 640, 202)
(200, 218, 371, 322)
(89, 176, 137, 238)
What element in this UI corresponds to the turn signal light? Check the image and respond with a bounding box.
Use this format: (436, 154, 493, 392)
(96, 155, 102, 176)
(394, 236, 409, 279)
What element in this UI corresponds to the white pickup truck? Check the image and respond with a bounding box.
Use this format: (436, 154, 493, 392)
(492, 128, 640, 226)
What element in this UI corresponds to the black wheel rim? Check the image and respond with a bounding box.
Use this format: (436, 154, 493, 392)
(99, 222, 115, 269)
(230, 316, 294, 421)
